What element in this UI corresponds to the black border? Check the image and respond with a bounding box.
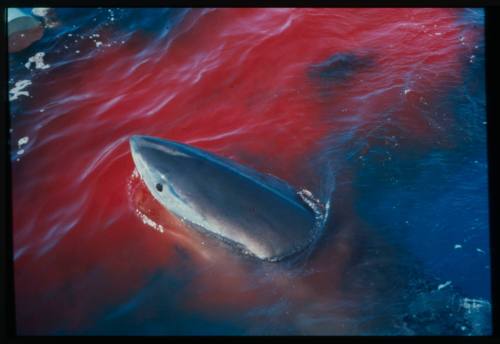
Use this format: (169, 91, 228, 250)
(1, 1, 500, 8)
(485, 4, 499, 341)
(1, 3, 14, 342)
(1, 2, 498, 343)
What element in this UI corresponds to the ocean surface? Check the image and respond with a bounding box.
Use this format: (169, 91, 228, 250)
(8, 8, 490, 335)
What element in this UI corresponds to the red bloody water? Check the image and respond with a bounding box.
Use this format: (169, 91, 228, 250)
(10, 8, 480, 334)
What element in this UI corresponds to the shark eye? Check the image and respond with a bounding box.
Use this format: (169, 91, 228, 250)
(156, 183, 163, 192)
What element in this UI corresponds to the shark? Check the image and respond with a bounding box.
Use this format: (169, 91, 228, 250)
(129, 135, 328, 262)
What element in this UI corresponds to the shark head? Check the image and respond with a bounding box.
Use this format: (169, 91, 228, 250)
(129, 135, 199, 221)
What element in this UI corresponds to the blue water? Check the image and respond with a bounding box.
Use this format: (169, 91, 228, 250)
(355, 37, 489, 300)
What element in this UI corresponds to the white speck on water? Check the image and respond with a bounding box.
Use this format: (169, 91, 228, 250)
(18, 136, 29, 147)
(75, 50, 80, 54)
(474, 160, 479, 164)
(459, 35, 465, 42)
(16, 158, 20, 162)
(403, 88, 411, 95)
(9, 80, 32, 101)
(40, 108, 45, 112)
(95, 41, 103, 48)
(68, 33, 73, 37)
(437, 281, 452, 290)
(405, 220, 409, 224)
(454, 244, 462, 249)
(461, 326, 467, 331)
(483, 121, 487, 125)
(135, 209, 164, 233)
(476, 248, 485, 254)
(9, 129, 13, 133)
(461, 298, 490, 314)
(300, 189, 313, 198)
(17, 149, 25, 155)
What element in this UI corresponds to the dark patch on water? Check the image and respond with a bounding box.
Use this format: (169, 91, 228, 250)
(309, 52, 374, 83)
(72, 269, 246, 335)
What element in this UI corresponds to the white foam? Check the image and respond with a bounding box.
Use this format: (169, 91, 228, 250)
(18, 136, 29, 147)
(9, 80, 32, 101)
(25, 52, 50, 70)
(135, 209, 165, 233)
(437, 280, 452, 290)
(461, 298, 490, 314)
(32, 8, 50, 17)
(293, 188, 330, 260)
(298, 189, 324, 218)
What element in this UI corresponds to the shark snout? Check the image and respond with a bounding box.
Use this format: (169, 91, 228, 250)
(129, 135, 147, 156)
(130, 135, 193, 162)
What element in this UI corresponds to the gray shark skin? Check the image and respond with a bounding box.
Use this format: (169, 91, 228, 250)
(129, 135, 320, 262)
